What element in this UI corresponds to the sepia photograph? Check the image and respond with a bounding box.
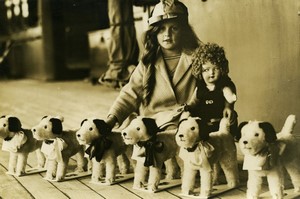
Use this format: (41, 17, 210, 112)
(0, 0, 299, 198)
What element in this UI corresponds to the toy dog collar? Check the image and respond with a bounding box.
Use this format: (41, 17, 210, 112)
(2, 131, 27, 152)
(44, 139, 54, 144)
(137, 136, 164, 167)
(85, 137, 112, 162)
(4, 136, 13, 141)
(185, 143, 198, 152)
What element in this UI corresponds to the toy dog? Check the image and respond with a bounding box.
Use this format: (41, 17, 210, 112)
(0, 115, 46, 176)
(31, 116, 87, 181)
(121, 116, 181, 192)
(76, 118, 133, 185)
(175, 116, 239, 198)
(237, 114, 299, 199)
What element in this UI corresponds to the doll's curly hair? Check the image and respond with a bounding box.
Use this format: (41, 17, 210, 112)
(191, 42, 229, 80)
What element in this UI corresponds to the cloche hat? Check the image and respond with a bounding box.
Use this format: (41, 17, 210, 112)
(148, 0, 188, 25)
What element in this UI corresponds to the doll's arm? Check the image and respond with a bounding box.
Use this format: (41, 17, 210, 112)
(223, 86, 237, 104)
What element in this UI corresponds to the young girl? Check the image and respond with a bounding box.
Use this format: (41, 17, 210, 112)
(105, 0, 201, 131)
(185, 42, 238, 136)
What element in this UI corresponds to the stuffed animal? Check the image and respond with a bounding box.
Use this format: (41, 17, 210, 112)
(76, 118, 133, 185)
(175, 116, 239, 198)
(0, 115, 46, 176)
(31, 116, 87, 181)
(237, 114, 299, 199)
(121, 116, 181, 192)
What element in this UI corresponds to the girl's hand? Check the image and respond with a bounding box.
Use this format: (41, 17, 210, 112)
(105, 115, 118, 129)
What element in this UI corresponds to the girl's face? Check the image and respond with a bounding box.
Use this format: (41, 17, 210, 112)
(201, 62, 221, 85)
(156, 20, 182, 54)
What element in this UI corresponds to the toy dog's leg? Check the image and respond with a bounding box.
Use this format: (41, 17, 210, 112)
(181, 163, 197, 195)
(176, 155, 184, 177)
(212, 163, 221, 185)
(87, 158, 93, 173)
(105, 155, 116, 185)
(7, 152, 18, 174)
(247, 171, 262, 199)
(91, 159, 102, 182)
(74, 149, 87, 173)
(147, 166, 161, 192)
(267, 171, 284, 199)
(56, 159, 68, 181)
(220, 158, 239, 188)
(44, 159, 57, 180)
(133, 161, 148, 189)
(199, 168, 213, 197)
(15, 153, 28, 176)
(285, 164, 300, 192)
(117, 153, 130, 174)
(164, 157, 180, 180)
(35, 148, 46, 168)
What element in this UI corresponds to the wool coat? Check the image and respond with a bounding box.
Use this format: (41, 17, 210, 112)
(108, 50, 197, 129)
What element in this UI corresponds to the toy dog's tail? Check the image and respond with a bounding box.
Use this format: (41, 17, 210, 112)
(277, 114, 296, 139)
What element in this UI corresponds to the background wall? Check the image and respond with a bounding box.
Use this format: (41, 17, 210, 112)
(182, 0, 300, 134)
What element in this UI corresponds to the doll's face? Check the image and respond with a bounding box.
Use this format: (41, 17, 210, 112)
(157, 20, 182, 53)
(201, 62, 221, 86)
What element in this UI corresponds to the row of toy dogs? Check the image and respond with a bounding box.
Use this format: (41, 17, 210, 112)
(0, 114, 299, 199)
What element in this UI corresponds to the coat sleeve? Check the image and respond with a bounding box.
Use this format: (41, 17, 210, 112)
(108, 62, 145, 124)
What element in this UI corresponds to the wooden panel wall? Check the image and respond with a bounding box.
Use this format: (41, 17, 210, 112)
(182, 0, 300, 134)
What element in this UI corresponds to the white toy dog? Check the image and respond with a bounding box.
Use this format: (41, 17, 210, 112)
(121, 116, 181, 192)
(237, 114, 299, 199)
(175, 116, 239, 198)
(31, 116, 87, 181)
(0, 115, 46, 176)
(76, 118, 133, 185)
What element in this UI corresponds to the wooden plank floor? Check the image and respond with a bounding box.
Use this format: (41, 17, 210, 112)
(0, 79, 280, 199)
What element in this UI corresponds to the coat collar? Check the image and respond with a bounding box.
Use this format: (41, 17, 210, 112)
(154, 50, 193, 88)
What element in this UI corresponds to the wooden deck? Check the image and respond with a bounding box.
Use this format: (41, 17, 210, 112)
(0, 79, 283, 199)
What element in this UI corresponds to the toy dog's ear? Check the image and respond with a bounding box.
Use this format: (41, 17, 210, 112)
(80, 119, 87, 126)
(8, 117, 22, 132)
(142, 118, 159, 136)
(93, 119, 111, 135)
(236, 121, 248, 141)
(50, 118, 63, 134)
(195, 118, 209, 141)
(0, 115, 5, 119)
(41, 115, 48, 120)
(259, 122, 277, 143)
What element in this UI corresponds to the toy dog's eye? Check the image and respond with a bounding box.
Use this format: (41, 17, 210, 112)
(137, 127, 140, 131)
(3, 124, 6, 127)
(191, 127, 195, 130)
(89, 127, 93, 131)
(44, 125, 47, 129)
(255, 133, 259, 137)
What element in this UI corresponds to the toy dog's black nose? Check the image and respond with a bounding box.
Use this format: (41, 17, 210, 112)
(179, 134, 184, 138)
(122, 132, 127, 136)
(77, 134, 80, 137)
(243, 141, 248, 144)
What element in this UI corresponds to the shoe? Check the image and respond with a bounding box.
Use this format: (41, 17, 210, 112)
(98, 74, 120, 89)
(98, 65, 136, 90)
